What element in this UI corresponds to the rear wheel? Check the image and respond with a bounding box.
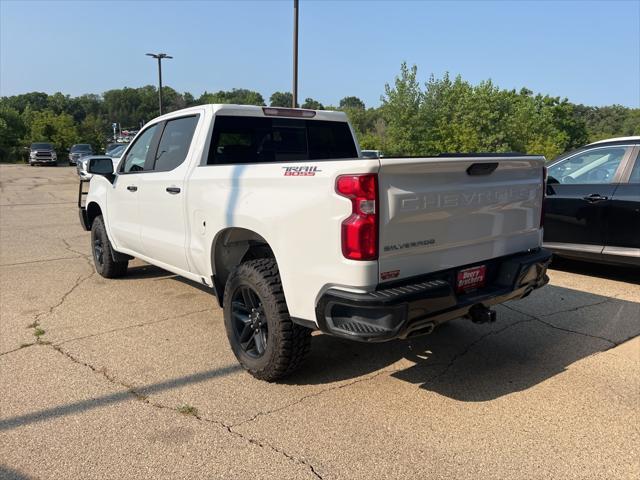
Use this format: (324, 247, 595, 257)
(91, 215, 128, 278)
(223, 259, 311, 381)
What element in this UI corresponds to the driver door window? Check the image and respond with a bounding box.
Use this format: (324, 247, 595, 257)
(547, 146, 629, 185)
(121, 125, 158, 173)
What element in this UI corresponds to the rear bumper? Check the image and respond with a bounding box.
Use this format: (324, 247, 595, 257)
(315, 248, 551, 342)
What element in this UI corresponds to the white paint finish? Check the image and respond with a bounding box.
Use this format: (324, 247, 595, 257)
(378, 156, 545, 281)
(106, 174, 142, 252)
(186, 158, 379, 320)
(86, 104, 546, 324)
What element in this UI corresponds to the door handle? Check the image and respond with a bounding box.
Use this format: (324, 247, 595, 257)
(127, 185, 137, 192)
(583, 194, 608, 203)
(166, 187, 181, 194)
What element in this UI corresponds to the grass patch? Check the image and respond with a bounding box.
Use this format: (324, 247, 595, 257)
(34, 327, 45, 337)
(177, 404, 198, 416)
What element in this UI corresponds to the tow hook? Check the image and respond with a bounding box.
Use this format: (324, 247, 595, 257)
(468, 304, 497, 324)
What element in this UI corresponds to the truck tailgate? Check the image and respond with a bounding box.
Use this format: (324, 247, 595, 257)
(377, 156, 545, 282)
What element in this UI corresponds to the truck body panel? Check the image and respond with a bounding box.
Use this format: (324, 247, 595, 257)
(81, 104, 548, 335)
(377, 156, 544, 283)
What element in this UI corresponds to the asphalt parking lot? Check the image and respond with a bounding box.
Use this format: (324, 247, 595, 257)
(0, 163, 638, 479)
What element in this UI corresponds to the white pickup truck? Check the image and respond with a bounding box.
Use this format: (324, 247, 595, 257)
(79, 104, 551, 381)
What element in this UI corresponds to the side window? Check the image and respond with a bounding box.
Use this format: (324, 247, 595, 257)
(153, 116, 199, 172)
(629, 153, 640, 184)
(547, 146, 628, 185)
(121, 125, 158, 173)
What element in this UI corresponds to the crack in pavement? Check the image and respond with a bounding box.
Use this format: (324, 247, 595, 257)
(0, 343, 37, 357)
(501, 302, 623, 347)
(25, 262, 95, 346)
(0, 201, 76, 207)
(505, 297, 613, 318)
(54, 307, 216, 346)
(230, 368, 398, 429)
(422, 318, 536, 384)
(46, 342, 323, 479)
(1, 256, 82, 267)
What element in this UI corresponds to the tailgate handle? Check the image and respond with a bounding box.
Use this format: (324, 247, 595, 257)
(467, 162, 498, 176)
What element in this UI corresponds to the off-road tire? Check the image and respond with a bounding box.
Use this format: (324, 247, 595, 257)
(91, 215, 128, 278)
(223, 259, 312, 381)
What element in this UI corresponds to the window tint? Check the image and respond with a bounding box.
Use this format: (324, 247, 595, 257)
(121, 125, 158, 173)
(547, 146, 628, 185)
(207, 116, 357, 165)
(153, 116, 199, 172)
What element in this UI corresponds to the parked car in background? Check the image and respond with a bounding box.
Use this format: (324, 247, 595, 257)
(361, 149, 384, 159)
(105, 144, 126, 158)
(68, 144, 94, 166)
(105, 143, 125, 155)
(544, 136, 640, 267)
(77, 152, 122, 181)
(28, 142, 57, 166)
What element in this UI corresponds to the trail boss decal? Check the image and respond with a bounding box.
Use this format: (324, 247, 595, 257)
(282, 166, 321, 176)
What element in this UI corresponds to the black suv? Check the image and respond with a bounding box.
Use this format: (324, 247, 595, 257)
(544, 136, 640, 267)
(68, 144, 94, 166)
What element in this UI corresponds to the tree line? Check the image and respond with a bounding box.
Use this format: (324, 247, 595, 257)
(1, 62, 638, 162)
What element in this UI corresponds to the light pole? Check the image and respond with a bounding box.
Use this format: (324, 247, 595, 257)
(146, 52, 172, 115)
(292, 0, 298, 108)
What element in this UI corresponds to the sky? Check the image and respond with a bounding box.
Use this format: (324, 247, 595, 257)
(1, 0, 639, 108)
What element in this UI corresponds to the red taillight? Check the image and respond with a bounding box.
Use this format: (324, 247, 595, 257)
(336, 174, 378, 260)
(540, 166, 547, 228)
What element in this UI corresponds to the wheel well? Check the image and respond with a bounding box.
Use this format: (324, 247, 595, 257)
(211, 228, 275, 305)
(86, 202, 102, 228)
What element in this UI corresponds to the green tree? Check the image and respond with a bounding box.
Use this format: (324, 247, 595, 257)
(25, 110, 79, 153)
(339, 96, 365, 110)
(301, 97, 324, 110)
(200, 88, 264, 106)
(0, 106, 27, 162)
(380, 63, 424, 155)
(79, 114, 109, 151)
(269, 91, 295, 107)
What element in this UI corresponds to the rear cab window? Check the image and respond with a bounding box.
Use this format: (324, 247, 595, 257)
(207, 116, 357, 165)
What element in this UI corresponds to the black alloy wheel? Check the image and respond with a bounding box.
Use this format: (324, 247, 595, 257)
(231, 286, 268, 358)
(93, 235, 104, 268)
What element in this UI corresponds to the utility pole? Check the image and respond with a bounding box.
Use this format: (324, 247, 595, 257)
(146, 53, 173, 115)
(292, 0, 299, 108)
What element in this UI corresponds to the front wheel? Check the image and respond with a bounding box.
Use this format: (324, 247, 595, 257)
(223, 259, 311, 381)
(91, 215, 128, 278)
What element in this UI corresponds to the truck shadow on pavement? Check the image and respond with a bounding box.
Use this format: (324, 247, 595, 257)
(1, 284, 637, 431)
(290, 284, 639, 401)
(123, 263, 639, 403)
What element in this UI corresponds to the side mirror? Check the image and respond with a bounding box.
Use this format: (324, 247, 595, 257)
(88, 157, 115, 182)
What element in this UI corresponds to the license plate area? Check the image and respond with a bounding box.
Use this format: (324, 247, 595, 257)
(456, 265, 487, 293)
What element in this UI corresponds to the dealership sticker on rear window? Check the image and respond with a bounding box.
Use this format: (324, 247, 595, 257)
(282, 166, 321, 176)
